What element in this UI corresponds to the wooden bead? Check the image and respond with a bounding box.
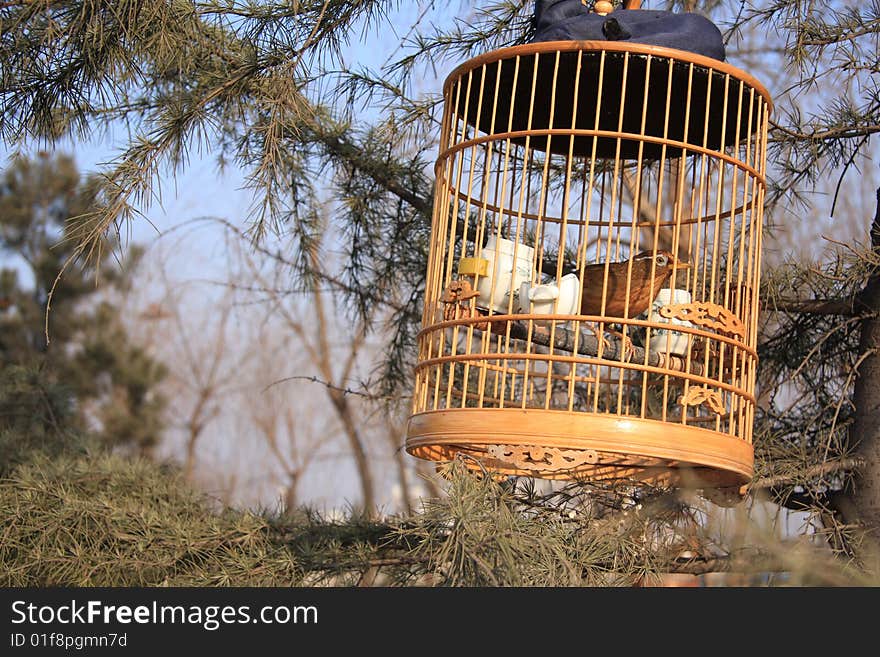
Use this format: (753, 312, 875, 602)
(594, 1, 614, 15)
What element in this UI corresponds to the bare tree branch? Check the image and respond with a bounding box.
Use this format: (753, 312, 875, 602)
(265, 374, 397, 402)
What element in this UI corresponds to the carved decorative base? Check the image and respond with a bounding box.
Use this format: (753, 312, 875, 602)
(486, 444, 601, 473)
(407, 408, 753, 487)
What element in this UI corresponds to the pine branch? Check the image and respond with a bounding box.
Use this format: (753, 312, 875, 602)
(662, 551, 784, 575)
(303, 545, 793, 579)
(500, 319, 701, 374)
(770, 121, 880, 142)
(750, 457, 866, 490)
(308, 122, 433, 217)
(764, 298, 860, 316)
(797, 19, 880, 47)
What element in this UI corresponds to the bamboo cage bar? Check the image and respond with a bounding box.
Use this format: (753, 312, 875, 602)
(406, 40, 772, 489)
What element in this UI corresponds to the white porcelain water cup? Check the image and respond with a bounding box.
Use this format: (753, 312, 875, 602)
(476, 236, 535, 314)
(649, 288, 694, 356)
(517, 273, 581, 317)
(518, 280, 558, 314)
(557, 273, 580, 315)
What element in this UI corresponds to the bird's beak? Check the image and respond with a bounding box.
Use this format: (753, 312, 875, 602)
(674, 260, 692, 270)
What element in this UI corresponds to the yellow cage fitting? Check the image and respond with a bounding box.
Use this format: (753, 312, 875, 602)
(458, 257, 489, 277)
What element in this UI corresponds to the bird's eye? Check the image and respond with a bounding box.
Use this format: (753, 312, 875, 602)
(655, 253, 669, 267)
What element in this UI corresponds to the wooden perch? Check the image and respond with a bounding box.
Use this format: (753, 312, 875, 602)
(438, 284, 707, 376)
(495, 317, 704, 376)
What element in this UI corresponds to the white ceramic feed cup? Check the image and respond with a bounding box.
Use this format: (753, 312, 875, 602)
(476, 236, 535, 314)
(517, 273, 580, 315)
(519, 281, 558, 314)
(649, 288, 694, 356)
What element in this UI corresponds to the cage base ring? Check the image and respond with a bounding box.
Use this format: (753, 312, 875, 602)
(406, 408, 752, 488)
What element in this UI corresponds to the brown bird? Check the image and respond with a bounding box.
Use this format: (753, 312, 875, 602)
(578, 250, 690, 318)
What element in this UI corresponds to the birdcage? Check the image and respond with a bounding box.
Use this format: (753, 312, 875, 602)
(405, 31, 772, 490)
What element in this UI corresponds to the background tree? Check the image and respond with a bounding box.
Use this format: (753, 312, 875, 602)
(726, 0, 880, 561)
(120, 217, 435, 513)
(214, 215, 431, 516)
(0, 152, 167, 455)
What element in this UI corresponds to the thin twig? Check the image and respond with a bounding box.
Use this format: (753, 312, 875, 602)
(264, 374, 403, 402)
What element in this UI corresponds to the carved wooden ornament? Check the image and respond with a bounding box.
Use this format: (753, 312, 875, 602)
(678, 386, 726, 415)
(658, 301, 746, 339)
(487, 444, 600, 472)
